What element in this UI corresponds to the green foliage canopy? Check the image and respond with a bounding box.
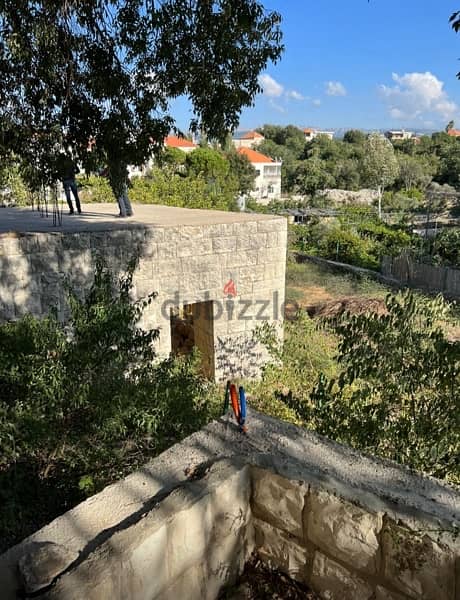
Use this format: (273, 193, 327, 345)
(0, 0, 283, 195)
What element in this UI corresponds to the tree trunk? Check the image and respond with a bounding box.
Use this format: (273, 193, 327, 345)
(377, 185, 383, 219)
(108, 161, 133, 217)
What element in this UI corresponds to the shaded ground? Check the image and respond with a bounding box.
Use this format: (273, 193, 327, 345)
(219, 556, 319, 600)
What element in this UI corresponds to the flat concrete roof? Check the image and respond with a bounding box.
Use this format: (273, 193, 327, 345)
(0, 204, 281, 235)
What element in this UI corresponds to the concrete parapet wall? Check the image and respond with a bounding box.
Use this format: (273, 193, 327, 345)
(0, 209, 287, 380)
(0, 410, 458, 599)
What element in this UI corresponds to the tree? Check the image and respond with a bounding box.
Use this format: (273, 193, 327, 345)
(396, 154, 432, 191)
(446, 120, 455, 133)
(0, 1, 283, 207)
(451, 11, 460, 77)
(186, 147, 229, 180)
(362, 133, 399, 217)
(294, 156, 335, 196)
(258, 138, 297, 192)
(225, 149, 256, 194)
(343, 129, 366, 145)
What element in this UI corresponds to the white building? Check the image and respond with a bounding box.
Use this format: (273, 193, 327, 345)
(232, 130, 265, 149)
(385, 130, 415, 141)
(238, 147, 281, 205)
(303, 128, 335, 141)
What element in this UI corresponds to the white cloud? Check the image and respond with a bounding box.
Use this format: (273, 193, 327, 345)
(325, 81, 347, 96)
(379, 72, 459, 122)
(312, 98, 322, 107)
(258, 74, 284, 98)
(269, 99, 286, 113)
(286, 90, 305, 101)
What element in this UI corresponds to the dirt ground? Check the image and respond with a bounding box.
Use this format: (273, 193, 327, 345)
(219, 556, 319, 600)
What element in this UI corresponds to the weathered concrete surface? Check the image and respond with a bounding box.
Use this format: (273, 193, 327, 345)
(0, 203, 281, 234)
(18, 542, 79, 594)
(0, 204, 287, 380)
(0, 410, 459, 599)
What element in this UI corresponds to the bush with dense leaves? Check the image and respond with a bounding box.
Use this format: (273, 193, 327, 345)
(268, 291, 459, 484)
(0, 259, 219, 550)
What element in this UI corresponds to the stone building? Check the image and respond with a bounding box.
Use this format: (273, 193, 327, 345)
(0, 204, 287, 381)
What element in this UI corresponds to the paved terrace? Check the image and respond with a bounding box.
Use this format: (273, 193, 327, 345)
(0, 203, 275, 234)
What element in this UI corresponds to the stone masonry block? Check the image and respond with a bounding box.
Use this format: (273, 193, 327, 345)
(61, 233, 91, 251)
(185, 255, 220, 273)
(306, 488, 382, 575)
(212, 237, 237, 253)
(310, 552, 373, 600)
(264, 262, 285, 280)
(0, 235, 22, 255)
(257, 218, 286, 233)
(157, 242, 177, 260)
(382, 522, 455, 600)
(160, 564, 206, 600)
(251, 468, 307, 538)
(236, 233, 268, 251)
(239, 265, 265, 283)
(155, 258, 182, 276)
(204, 465, 253, 600)
(223, 251, 258, 268)
(232, 221, 258, 235)
(36, 233, 63, 254)
(257, 248, 281, 265)
(177, 239, 213, 258)
(165, 226, 203, 243)
(254, 519, 311, 583)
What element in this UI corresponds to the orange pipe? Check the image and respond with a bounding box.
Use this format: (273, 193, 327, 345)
(230, 384, 240, 423)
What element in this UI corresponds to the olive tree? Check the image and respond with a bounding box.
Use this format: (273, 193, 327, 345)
(362, 133, 399, 218)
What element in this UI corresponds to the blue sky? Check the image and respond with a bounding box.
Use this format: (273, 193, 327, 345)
(172, 1, 460, 132)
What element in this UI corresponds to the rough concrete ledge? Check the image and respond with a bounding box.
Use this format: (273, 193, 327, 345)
(1, 410, 459, 599)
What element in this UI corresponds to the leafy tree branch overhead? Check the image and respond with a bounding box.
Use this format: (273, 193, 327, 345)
(0, 0, 283, 198)
(451, 10, 460, 77)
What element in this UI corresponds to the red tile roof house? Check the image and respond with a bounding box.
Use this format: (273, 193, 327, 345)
(164, 135, 198, 152)
(447, 129, 460, 138)
(238, 147, 282, 205)
(127, 135, 197, 178)
(232, 130, 265, 149)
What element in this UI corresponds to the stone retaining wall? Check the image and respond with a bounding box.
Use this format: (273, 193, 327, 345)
(0, 215, 287, 380)
(252, 467, 458, 600)
(1, 411, 458, 600)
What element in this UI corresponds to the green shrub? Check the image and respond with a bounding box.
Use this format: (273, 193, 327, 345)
(307, 291, 460, 484)
(0, 259, 219, 550)
(430, 228, 460, 267)
(0, 163, 31, 205)
(248, 312, 338, 423)
(77, 175, 115, 203)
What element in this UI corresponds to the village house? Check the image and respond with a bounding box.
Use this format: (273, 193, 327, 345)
(164, 135, 198, 152)
(232, 130, 265, 149)
(238, 147, 281, 204)
(303, 128, 335, 141)
(447, 128, 460, 138)
(385, 129, 415, 141)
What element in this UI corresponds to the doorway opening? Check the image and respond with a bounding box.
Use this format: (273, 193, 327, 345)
(170, 300, 215, 378)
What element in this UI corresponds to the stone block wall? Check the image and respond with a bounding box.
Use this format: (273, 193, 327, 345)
(0, 216, 287, 380)
(1, 412, 458, 600)
(251, 467, 458, 600)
